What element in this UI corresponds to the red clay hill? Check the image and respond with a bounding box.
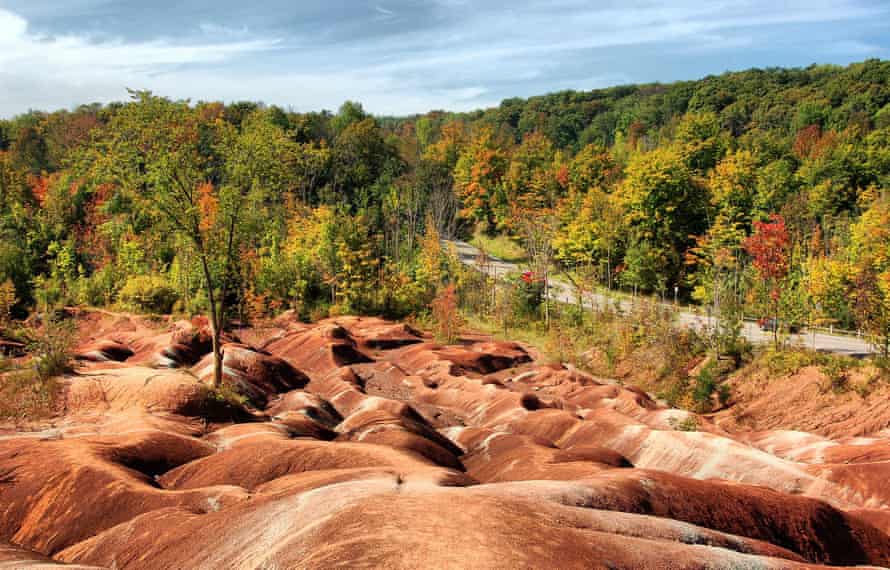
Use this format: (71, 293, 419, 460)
(2, 309, 890, 568)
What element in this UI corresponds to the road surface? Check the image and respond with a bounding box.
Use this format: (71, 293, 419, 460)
(446, 239, 874, 356)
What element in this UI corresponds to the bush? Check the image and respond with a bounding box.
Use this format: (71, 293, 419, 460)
(0, 368, 62, 420)
(692, 360, 719, 411)
(431, 285, 465, 344)
(0, 279, 16, 329)
(26, 316, 78, 381)
(669, 415, 700, 432)
(74, 266, 119, 307)
(31, 274, 67, 311)
(759, 348, 820, 376)
(501, 272, 544, 321)
(821, 358, 852, 394)
(118, 275, 179, 314)
(873, 356, 890, 379)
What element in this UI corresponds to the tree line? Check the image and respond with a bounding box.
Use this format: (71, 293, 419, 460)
(0, 59, 889, 372)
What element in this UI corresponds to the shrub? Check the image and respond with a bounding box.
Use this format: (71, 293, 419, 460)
(759, 348, 820, 376)
(603, 340, 619, 375)
(31, 274, 66, 311)
(499, 272, 544, 322)
(74, 266, 119, 307)
(669, 415, 700, 432)
(692, 359, 719, 411)
(0, 279, 15, 328)
(118, 275, 179, 314)
(821, 358, 851, 394)
(308, 304, 330, 322)
(0, 368, 62, 420)
(26, 316, 78, 381)
(717, 383, 732, 406)
(431, 284, 465, 344)
(874, 356, 890, 379)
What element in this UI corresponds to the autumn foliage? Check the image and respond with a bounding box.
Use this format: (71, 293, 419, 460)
(744, 215, 790, 285)
(744, 214, 790, 345)
(431, 284, 464, 344)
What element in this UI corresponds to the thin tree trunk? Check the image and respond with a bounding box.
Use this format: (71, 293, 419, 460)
(199, 251, 223, 389)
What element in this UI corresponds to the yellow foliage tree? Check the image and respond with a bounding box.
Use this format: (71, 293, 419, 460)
(0, 279, 15, 328)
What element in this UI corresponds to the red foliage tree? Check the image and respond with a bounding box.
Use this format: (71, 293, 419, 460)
(793, 125, 837, 160)
(793, 125, 821, 159)
(28, 174, 50, 207)
(744, 214, 790, 347)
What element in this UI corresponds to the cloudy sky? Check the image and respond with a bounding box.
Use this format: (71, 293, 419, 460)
(0, 0, 887, 117)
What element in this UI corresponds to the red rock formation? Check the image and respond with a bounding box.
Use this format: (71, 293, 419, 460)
(1, 312, 890, 568)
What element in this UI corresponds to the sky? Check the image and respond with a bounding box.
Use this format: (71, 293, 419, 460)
(0, 0, 888, 117)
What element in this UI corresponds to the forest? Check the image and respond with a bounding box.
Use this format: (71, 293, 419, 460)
(0, 58, 889, 370)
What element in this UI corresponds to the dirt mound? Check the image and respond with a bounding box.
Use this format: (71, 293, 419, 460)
(263, 322, 373, 377)
(3, 313, 890, 568)
(191, 343, 309, 407)
(0, 542, 103, 568)
(716, 364, 890, 438)
(64, 367, 248, 421)
(71, 311, 237, 370)
(0, 432, 248, 556)
(75, 340, 134, 362)
(54, 478, 862, 569)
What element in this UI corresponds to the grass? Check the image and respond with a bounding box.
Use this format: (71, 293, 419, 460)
(754, 347, 858, 377)
(468, 230, 528, 263)
(0, 368, 62, 421)
(462, 313, 554, 354)
(669, 415, 700, 432)
(0, 315, 78, 422)
(743, 346, 890, 397)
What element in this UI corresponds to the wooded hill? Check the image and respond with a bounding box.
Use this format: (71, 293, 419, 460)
(0, 59, 888, 353)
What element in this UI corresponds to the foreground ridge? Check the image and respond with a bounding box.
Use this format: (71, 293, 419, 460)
(1, 311, 890, 569)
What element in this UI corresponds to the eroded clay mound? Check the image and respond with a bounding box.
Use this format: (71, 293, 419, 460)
(191, 343, 310, 407)
(3, 312, 890, 569)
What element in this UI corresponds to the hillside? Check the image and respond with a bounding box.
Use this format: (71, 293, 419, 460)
(1, 60, 889, 362)
(2, 311, 890, 568)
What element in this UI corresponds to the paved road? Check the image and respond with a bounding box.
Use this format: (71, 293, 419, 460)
(447, 239, 874, 356)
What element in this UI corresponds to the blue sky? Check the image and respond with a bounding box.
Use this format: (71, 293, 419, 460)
(0, 0, 887, 117)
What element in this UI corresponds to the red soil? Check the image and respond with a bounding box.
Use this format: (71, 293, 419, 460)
(1, 311, 890, 568)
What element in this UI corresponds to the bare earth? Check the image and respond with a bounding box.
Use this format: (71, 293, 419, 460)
(1, 310, 890, 569)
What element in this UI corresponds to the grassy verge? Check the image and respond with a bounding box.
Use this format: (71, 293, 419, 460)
(462, 313, 555, 357)
(458, 297, 733, 410)
(746, 347, 889, 396)
(468, 230, 528, 263)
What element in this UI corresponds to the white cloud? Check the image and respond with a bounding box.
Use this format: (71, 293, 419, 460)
(0, 7, 279, 113)
(0, 1, 887, 117)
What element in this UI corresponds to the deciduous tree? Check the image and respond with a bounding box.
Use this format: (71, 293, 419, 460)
(744, 214, 790, 347)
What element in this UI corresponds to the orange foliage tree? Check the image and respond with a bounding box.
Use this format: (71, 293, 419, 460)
(430, 284, 464, 344)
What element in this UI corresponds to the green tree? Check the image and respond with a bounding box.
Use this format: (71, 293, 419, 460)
(849, 195, 890, 355)
(617, 147, 707, 291)
(92, 92, 253, 387)
(710, 149, 758, 226)
(686, 215, 746, 357)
